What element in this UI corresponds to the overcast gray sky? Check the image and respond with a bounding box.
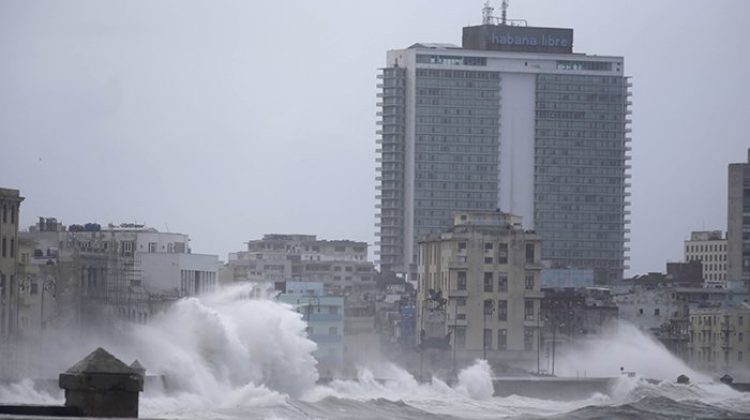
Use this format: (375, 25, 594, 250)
(1, 0, 748, 275)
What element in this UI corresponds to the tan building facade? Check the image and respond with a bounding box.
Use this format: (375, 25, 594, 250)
(0, 188, 24, 340)
(688, 304, 750, 374)
(417, 211, 542, 372)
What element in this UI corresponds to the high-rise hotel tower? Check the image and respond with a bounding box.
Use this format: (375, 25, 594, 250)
(375, 10, 631, 282)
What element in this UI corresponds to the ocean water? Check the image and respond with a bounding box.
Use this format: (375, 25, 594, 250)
(2, 285, 750, 420)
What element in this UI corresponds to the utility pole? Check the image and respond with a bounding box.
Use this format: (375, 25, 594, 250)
(720, 314, 735, 372)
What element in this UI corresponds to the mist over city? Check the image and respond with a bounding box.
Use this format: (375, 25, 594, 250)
(1, 1, 750, 419)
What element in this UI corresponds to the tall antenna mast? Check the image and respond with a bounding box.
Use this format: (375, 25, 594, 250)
(482, 0, 494, 25)
(501, 0, 509, 25)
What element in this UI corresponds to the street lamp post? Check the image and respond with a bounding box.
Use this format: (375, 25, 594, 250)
(482, 301, 495, 360)
(15, 275, 32, 336)
(40, 277, 56, 346)
(551, 320, 564, 376)
(451, 315, 457, 379)
(537, 310, 542, 375)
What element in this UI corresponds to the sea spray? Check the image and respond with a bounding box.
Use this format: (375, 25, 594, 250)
(131, 284, 319, 399)
(554, 321, 706, 381)
(0, 379, 60, 405)
(5, 288, 750, 419)
(455, 359, 494, 400)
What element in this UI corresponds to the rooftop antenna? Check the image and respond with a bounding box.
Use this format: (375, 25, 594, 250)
(501, 0, 509, 25)
(482, 0, 494, 25)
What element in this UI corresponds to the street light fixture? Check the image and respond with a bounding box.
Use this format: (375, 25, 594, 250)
(15, 275, 33, 335)
(483, 300, 495, 360)
(40, 277, 56, 343)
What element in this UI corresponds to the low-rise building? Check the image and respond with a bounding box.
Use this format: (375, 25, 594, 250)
(688, 304, 750, 375)
(0, 187, 24, 378)
(18, 218, 218, 333)
(277, 281, 344, 377)
(540, 287, 618, 363)
(417, 210, 542, 374)
(541, 268, 595, 289)
(0, 188, 24, 340)
(223, 234, 377, 295)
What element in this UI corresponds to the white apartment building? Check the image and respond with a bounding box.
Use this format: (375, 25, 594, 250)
(684, 231, 728, 288)
(223, 234, 376, 295)
(19, 219, 218, 329)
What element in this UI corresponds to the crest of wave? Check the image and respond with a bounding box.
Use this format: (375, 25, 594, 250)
(554, 321, 706, 381)
(126, 284, 318, 412)
(303, 360, 495, 402)
(454, 359, 494, 400)
(303, 360, 608, 419)
(608, 374, 750, 412)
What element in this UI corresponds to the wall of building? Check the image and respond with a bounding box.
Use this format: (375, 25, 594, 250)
(688, 305, 750, 374)
(417, 211, 542, 371)
(224, 235, 376, 295)
(727, 150, 750, 289)
(139, 253, 218, 297)
(278, 289, 344, 376)
(0, 188, 23, 341)
(498, 73, 535, 226)
(612, 286, 680, 333)
(377, 42, 630, 282)
(684, 231, 727, 288)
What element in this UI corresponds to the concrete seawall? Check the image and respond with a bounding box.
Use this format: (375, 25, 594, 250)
(493, 377, 620, 400)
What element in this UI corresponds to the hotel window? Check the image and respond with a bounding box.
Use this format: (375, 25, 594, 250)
(525, 243, 535, 264)
(525, 274, 535, 290)
(497, 300, 507, 321)
(484, 272, 494, 292)
(524, 300, 534, 321)
(497, 243, 508, 263)
(457, 271, 467, 290)
(498, 273, 508, 292)
(484, 299, 494, 316)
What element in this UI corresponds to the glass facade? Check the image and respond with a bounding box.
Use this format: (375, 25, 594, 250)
(376, 47, 630, 281)
(534, 73, 630, 280)
(376, 67, 407, 272)
(412, 69, 501, 264)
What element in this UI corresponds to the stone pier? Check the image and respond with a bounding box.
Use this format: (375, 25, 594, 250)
(58, 347, 144, 418)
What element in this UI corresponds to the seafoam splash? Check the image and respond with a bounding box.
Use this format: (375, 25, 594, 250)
(555, 321, 707, 381)
(129, 284, 318, 416)
(0, 379, 60, 405)
(3, 289, 750, 419)
(454, 359, 493, 400)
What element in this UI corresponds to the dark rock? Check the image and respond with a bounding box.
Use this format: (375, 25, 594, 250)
(676, 374, 690, 384)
